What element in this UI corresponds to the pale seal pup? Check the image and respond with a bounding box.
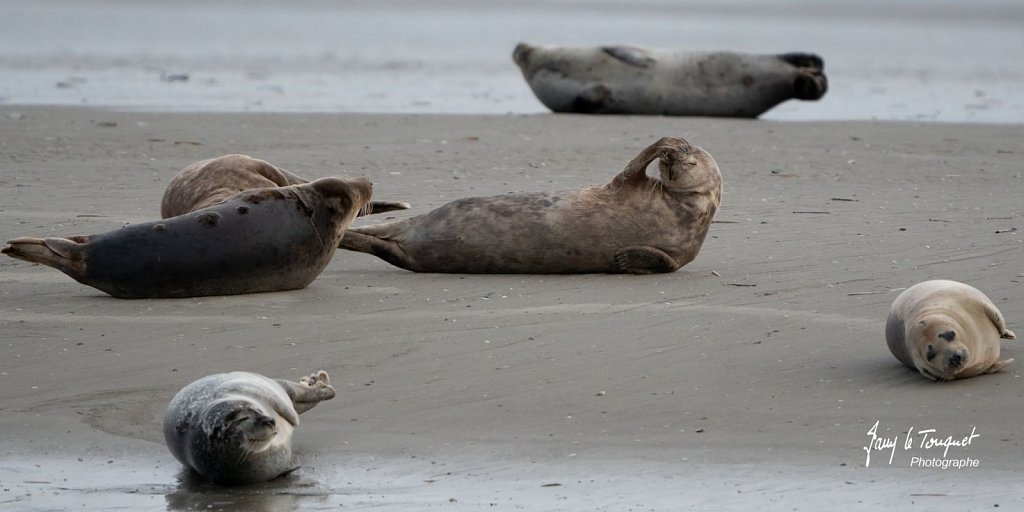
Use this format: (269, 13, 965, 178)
(164, 371, 335, 485)
(3, 177, 372, 298)
(160, 153, 409, 218)
(513, 43, 827, 118)
(339, 136, 722, 274)
(886, 280, 1016, 381)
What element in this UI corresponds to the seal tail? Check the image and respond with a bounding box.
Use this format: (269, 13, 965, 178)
(3, 236, 88, 275)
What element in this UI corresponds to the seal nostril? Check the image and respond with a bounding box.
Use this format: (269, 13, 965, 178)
(948, 353, 963, 368)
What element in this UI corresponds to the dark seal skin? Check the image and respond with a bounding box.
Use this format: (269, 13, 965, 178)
(163, 371, 335, 486)
(513, 43, 827, 118)
(160, 153, 409, 218)
(2, 177, 372, 298)
(339, 136, 722, 274)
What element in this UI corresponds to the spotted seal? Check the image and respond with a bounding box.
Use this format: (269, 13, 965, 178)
(161, 153, 409, 218)
(513, 43, 827, 117)
(163, 371, 335, 485)
(3, 176, 372, 298)
(339, 136, 721, 274)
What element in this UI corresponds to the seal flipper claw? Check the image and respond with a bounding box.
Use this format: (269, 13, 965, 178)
(1001, 329, 1016, 340)
(614, 246, 679, 274)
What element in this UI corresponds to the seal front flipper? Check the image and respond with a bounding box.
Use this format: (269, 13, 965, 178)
(984, 358, 1015, 374)
(2, 236, 88, 276)
(570, 83, 612, 114)
(602, 46, 655, 68)
(614, 246, 679, 274)
(614, 137, 693, 184)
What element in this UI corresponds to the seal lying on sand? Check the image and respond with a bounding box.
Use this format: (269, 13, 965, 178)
(886, 280, 1016, 381)
(161, 153, 409, 218)
(3, 177, 372, 298)
(513, 43, 827, 118)
(340, 136, 722, 274)
(164, 371, 335, 485)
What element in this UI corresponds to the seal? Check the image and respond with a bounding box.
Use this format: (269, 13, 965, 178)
(513, 43, 827, 118)
(160, 153, 409, 218)
(339, 136, 722, 274)
(163, 370, 336, 485)
(2, 176, 372, 298)
(886, 279, 1016, 381)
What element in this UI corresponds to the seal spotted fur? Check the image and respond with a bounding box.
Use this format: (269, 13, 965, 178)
(339, 137, 722, 274)
(3, 177, 372, 298)
(163, 371, 335, 485)
(513, 43, 827, 118)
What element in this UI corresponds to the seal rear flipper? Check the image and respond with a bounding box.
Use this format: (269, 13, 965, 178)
(360, 200, 412, 217)
(613, 246, 679, 274)
(280, 371, 336, 415)
(2, 236, 88, 275)
(338, 230, 418, 272)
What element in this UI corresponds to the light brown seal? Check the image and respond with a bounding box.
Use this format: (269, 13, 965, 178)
(339, 136, 722, 274)
(163, 370, 335, 485)
(886, 279, 1016, 381)
(161, 153, 409, 218)
(3, 176, 372, 298)
(513, 43, 827, 118)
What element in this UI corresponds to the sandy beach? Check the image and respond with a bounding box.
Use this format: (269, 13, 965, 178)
(0, 107, 1021, 510)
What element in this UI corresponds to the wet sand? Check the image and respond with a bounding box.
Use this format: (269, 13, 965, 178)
(1, 107, 1022, 510)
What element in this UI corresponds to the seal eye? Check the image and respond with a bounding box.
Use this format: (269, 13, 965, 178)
(925, 344, 937, 362)
(937, 330, 956, 342)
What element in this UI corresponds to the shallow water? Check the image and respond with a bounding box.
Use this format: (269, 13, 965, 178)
(4, 451, 1017, 511)
(1, 0, 1022, 122)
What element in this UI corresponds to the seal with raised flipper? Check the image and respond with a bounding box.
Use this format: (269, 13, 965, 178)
(160, 153, 409, 218)
(339, 136, 722, 274)
(2, 176, 372, 298)
(163, 370, 335, 485)
(886, 279, 1016, 381)
(513, 43, 827, 118)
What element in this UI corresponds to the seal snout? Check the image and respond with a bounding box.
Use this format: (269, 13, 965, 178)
(513, 43, 534, 68)
(947, 351, 965, 369)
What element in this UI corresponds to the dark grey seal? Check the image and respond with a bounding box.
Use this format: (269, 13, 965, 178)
(3, 177, 372, 298)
